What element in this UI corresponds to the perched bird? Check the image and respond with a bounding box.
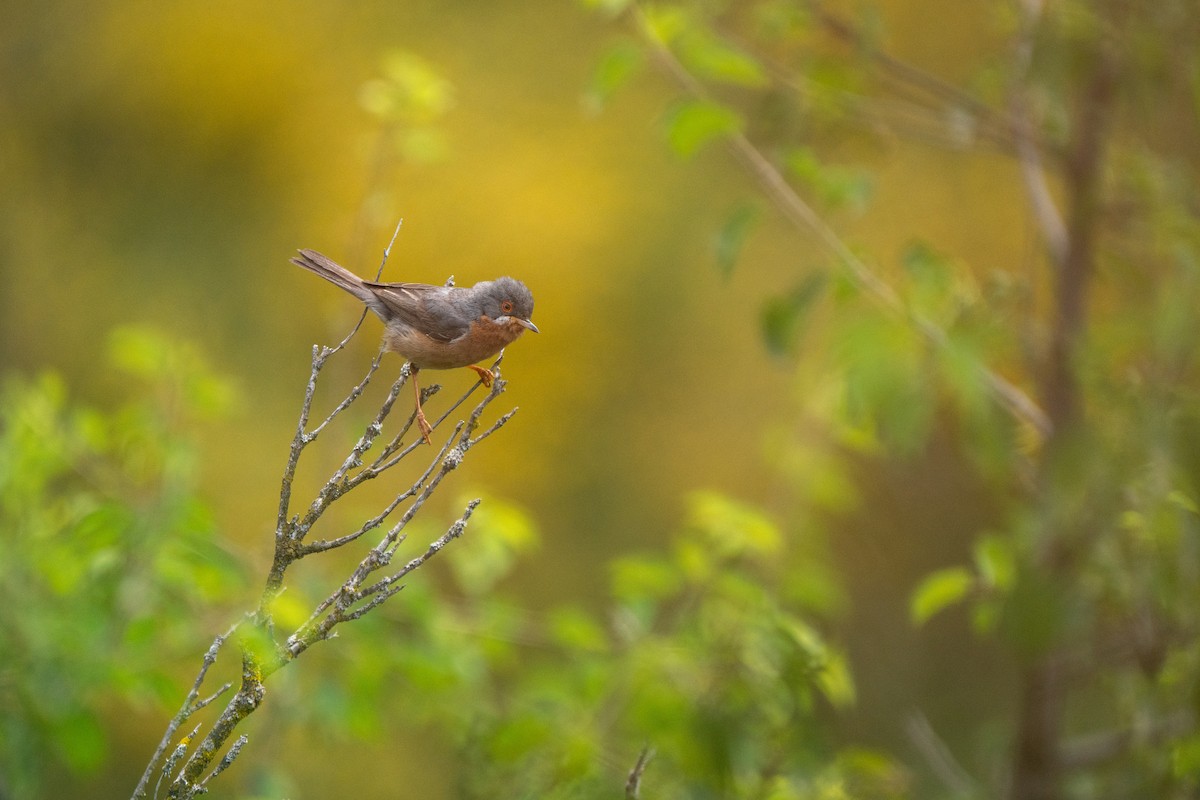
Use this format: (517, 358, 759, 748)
(292, 249, 538, 443)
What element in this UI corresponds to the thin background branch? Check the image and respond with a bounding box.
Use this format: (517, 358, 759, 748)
(628, 4, 1053, 439)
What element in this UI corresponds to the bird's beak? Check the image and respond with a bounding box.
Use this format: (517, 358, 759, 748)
(517, 318, 540, 333)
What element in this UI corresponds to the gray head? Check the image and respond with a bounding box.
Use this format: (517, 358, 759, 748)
(470, 276, 538, 332)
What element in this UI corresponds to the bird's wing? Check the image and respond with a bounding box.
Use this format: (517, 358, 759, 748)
(363, 281, 470, 343)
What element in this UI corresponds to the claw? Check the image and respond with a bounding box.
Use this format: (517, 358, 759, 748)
(467, 364, 495, 388)
(415, 409, 433, 445)
(410, 364, 434, 445)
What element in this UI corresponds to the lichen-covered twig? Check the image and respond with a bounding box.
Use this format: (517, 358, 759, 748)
(135, 233, 517, 799)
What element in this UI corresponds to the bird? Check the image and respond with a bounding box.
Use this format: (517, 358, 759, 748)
(291, 249, 538, 444)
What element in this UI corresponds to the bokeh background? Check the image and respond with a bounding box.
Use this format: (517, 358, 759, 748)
(4, 1, 1181, 797)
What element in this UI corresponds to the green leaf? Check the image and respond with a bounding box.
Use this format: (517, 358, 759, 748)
(664, 100, 742, 158)
(814, 649, 856, 707)
(784, 147, 873, 212)
(610, 556, 681, 603)
(585, 39, 644, 111)
(837, 315, 933, 450)
(713, 202, 762, 278)
(447, 494, 539, 595)
(901, 241, 954, 316)
(910, 567, 974, 625)
(684, 490, 782, 559)
(761, 273, 827, 356)
(973, 535, 1015, 590)
(641, 5, 688, 45)
(1169, 489, 1200, 515)
(359, 51, 454, 128)
(580, 0, 633, 13)
(679, 30, 767, 87)
(108, 325, 168, 379)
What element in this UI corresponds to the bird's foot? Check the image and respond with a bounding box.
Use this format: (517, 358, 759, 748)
(416, 408, 433, 445)
(467, 364, 495, 388)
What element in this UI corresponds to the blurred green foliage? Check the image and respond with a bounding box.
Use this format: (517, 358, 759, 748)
(359, 51, 455, 164)
(2, 0, 1199, 797)
(329, 489, 901, 799)
(584, 0, 1200, 796)
(0, 327, 243, 799)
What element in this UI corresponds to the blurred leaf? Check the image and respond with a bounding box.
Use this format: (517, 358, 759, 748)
(269, 590, 313, 631)
(239, 625, 277, 673)
(664, 99, 742, 158)
(835, 748, 910, 797)
(974, 535, 1016, 590)
(910, 567, 974, 625)
(785, 147, 873, 212)
(447, 494, 538, 595)
(937, 335, 988, 421)
(360, 51, 454, 125)
(580, 0, 633, 14)
(108, 325, 237, 418)
(585, 39, 644, 111)
(900, 241, 956, 322)
(678, 28, 768, 87)
(641, 4, 688, 45)
(611, 555, 681, 603)
(684, 490, 782, 559)
(548, 607, 608, 653)
(814, 648, 856, 707)
(713, 202, 762, 278)
(837, 315, 933, 450)
(0, 328, 245, 795)
(762, 273, 827, 356)
(1168, 489, 1199, 515)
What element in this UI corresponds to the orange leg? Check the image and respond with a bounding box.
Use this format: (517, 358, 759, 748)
(466, 364, 494, 387)
(410, 366, 433, 445)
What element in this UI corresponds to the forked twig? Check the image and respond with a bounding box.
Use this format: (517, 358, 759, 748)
(134, 230, 519, 799)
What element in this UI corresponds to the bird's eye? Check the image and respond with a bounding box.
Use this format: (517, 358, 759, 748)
(500, 300, 514, 314)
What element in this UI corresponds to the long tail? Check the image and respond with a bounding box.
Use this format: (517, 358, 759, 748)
(291, 249, 380, 309)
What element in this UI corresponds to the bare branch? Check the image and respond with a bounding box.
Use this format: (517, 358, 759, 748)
(152, 723, 201, 800)
(625, 745, 655, 799)
(293, 370, 408, 539)
(905, 712, 979, 798)
(190, 682, 234, 715)
(133, 625, 238, 800)
(1060, 711, 1193, 771)
(197, 734, 248, 791)
(139, 228, 521, 797)
(1010, 0, 1068, 269)
(370, 498, 480, 594)
(307, 351, 386, 439)
(468, 407, 520, 448)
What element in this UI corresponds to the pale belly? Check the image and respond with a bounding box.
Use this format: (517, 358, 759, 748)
(383, 319, 527, 370)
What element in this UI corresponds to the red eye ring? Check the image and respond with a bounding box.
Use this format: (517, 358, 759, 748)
(500, 300, 514, 314)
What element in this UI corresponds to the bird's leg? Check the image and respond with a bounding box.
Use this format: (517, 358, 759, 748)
(410, 365, 433, 445)
(466, 364, 494, 388)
